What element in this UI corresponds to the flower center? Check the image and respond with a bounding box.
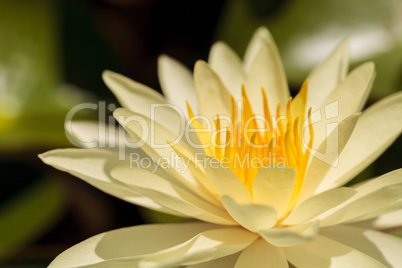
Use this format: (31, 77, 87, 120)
(187, 82, 313, 214)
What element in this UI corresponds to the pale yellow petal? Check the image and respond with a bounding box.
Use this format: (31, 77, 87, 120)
(39, 148, 181, 216)
(351, 209, 402, 230)
(284, 235, 386, 268)
(283, 187, 356, 225)
(243, 26, 276, 73)
(102, 70, 182, 131)
(221, 195, 277, 232)
(186, 253, 240, 268)
(307, 38, 349, 112)
(157, 54, 199, 114)
(48, 222, 218, 267)
(259, 221, 319, 247)
(111, 166, 236, 225)
(321, 225, 402, 267)
(320, 92, 402, 189)
(253, 166, 296, 218)
(299, 113, 360, 202)
(138, 226, 257, 268)
(246, 41, 289, 115)
(193, 60, 232, 123)
(208, 42, 245, 100)
(204, 156, 253, 204)
(234, 238, 288, 268)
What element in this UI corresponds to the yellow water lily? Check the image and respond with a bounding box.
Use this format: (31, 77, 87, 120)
(40, 27, 402, 267)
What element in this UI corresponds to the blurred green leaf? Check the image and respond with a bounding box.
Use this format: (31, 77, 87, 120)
(0, 0, 92, 151)
(0, 178, 66, 260)
(217, 0, 402, 98)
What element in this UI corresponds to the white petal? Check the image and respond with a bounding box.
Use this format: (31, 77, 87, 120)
(307, 38, 349, 111)
(139, 226, 258, 268)
(299, 113, 360, 201)
(243, 26, 276, 73)
(111, 166, 235, 225)
(319, 170, 402, 226)
(39, 148, 181, 216)
(320, 92, 402, 189)
(351, 209, 402, 230)
(283, 187, 356, 225)
(208, 42, 245, 100)
(235, 238, 288, 268)
(311, 62, 374, 148)
(321, 225, 402, 267)
(246, 41, 289, 116)
(259, 221, 319, 247)
(49, 222, 219, 267)
(253, 166, 296, 218)
(193, 60, 232, 123)
(103, 70, 183, 131)
(221, 195, 277, 232)
(157, 55, 199, 114)
(284, 235, 386, 268)
(204, 156, 253, 204)
(186, 253, 240, 268)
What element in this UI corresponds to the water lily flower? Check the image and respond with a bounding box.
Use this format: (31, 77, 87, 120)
(40, 27, 402, 267)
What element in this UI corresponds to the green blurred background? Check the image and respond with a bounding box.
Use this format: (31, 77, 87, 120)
(0, 0, 401, 266)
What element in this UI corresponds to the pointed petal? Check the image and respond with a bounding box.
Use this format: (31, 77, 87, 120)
(259, 221, 319, 247)
(49, 222, 219, 267)
(351, 209, 402, 230)
(319, 170, 402, 226)
(103, 70, 183, 131)
(243, 26, 276, 73)
(299, 113, 360, 201)
(204, 156, 253, 204)
(246, 41, 289, 116)
(235, 238, 288, 268)
(39, 148, 185, 216)
(253, 166, 296, 218)
(321, 225, 402, 268)
(284, 235, 386, 268)
(139, 226, 257, 268)
(221, 195, 277, 232)
(158, 55, 199, 114)
(321, 92, 402, 189)
(312, 62, 374, 147)
(283, 187, 356, 225)
(307, 38, 349, 111)
(193, 60, 232, 122)
(208, 42, 245, 100)
(111, 166, 235, 225)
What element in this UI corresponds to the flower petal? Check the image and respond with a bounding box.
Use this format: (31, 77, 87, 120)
(208, 41, 245, 100)
(307, 38, 349, 111)
(319, 169, 402, 226)
(204, 156, 253, 204)
(246, 40, 289, 116)
(243, 26, 276, 73)
(186, 253, 240, 268)
(259, 221, 319, 247)
(157, 54, 199, 114)
(39, 148, 181, 216)
(103, 70, 184, 132)
(312, 62, 374, 147)
(221, 195, 277, 232)
(283, 187, 356, 225)
(321, 225, 402, 267)
(299, 113, 360, 201)
(111, 166, 236, 225)
(139, 226, 257, 268)
(234, 238, 288, 268)
(320, 92, 402, 189)
(49, 222, 219, 267)
(284, 235, 386, 268)
(351, 209, 402, 230)
(253, 166, 296, 218)
(193, 60, 232, 123)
